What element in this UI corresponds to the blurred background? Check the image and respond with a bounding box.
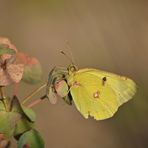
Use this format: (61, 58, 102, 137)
(0, 0, 148, 147)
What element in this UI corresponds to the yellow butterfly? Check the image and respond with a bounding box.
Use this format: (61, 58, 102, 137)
(67, 66, 136, 120)
(47, 59, 137, 120)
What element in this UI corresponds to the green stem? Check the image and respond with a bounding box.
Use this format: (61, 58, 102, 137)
(0, 86, 9, 111)
(2, 99, 8, 111)
(22, 83, 46, 105)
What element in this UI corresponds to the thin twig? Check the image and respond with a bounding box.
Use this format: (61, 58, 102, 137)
(22, 83, 46, 105)
(0, 86, 5, 99)
(27, 95, 47, 108)
(12, 82, 20, 96)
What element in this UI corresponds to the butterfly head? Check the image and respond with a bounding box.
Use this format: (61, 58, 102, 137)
(60, 50, 77, 74)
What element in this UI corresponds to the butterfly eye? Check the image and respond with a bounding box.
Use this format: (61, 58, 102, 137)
(70, 66, 76, 72)
(68, 65, 77, 73)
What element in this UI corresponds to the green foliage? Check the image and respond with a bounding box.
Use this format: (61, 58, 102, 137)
(22, 106, 36, 122)
(18, 129, 44, 148)
(0, 96, 43, 147)
(11, 96, 35, 137)
(0, 100, 6, 111)
(0, 37, 44, 147)
(11, 96, 36, 122)
(0, 111, 21, 138)
(0, 44, 16, 55)
(14, 118, 34, 138)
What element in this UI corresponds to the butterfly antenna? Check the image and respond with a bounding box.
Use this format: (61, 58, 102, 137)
(60, 50, 75, 65)
(65, 41, 76, 64)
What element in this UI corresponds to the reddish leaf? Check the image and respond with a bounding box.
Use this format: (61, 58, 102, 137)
(0, 37, 24, 86)
(16, 52, 42, 84)
(0, 62, 24, 86)
(46, 86, 58, 104)
(7, 64, 24, 83)
(0, 134, 10, 148)
(0, 134, 5, 141)
(0, 37, 18, 61)
(0, 68, 13, 86)
(0, 37, 42, 86)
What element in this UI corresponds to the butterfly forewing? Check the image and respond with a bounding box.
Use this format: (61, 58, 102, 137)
(78, 68, 137, 106)
(68, 70, 119, 120)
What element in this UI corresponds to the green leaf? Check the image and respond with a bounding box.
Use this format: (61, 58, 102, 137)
(10, 96, 35, 137)
(22, 106, 36, 122)
(0, 44, 16, 55)
(14, 117, 34, 137)
(11, 96, 36, 122)
(11, 96, 23, 113)
(15, 52, 42, 84)
(0, 111, 21, 138)
(18, 129, 44, 148)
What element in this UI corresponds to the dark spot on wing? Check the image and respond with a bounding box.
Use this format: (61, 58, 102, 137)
(102, 77, 107, 86)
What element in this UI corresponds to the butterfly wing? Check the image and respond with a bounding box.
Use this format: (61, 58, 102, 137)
(79, 69, 137, 106)
(67, 68, 136, 120)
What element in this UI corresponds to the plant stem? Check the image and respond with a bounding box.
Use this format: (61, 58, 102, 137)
(12, 82, 19, 96)
(0, 86, 5, 99)
(27, 95, 47, 108)
(0, 86, 9, 111)
(22, 83, 46, 105)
